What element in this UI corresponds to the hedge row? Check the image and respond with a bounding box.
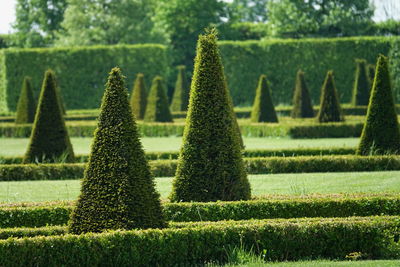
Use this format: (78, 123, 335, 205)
(0, 216, 399, 265)
(0, 155, 399, 181)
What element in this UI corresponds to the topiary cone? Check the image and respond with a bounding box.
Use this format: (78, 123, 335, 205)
(316, 71, 345, 123)
(15, 77, 37, 124)
(368, 64, 375, 85)
(170, 28, 251, 202)
(357, 55, 400, 155)
(251, 74, 278, 123)
(23, 70, 74, 163)
(291, 70, 314, 118)
(351, 59, 371, 106)
(170, 65, 190, 112)
(130, 73, 147, 120)
(144, 76, 173, 122)
(69, 67, 166, 234)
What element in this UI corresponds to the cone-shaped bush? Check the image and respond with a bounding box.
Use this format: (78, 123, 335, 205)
(69, 68, 166, 234)
(291, 70, 314, 118)
(170, 29, 251, 202)
(23, 70, 74, 163)
(251, 75, 278, 123)
(56, 87, 67, 115)
(15, 77, 36, 124)
(368, 64, 376, 84)
(357, 55, 400, 155)
(351, 59, 371, 106)
(144, 76, 173, 122)
(170, 66, 190, 112)
(316, 71, 345, 123)
(130, 73, 147, 120)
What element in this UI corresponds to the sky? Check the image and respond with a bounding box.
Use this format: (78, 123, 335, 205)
(0, 0, 399, 34)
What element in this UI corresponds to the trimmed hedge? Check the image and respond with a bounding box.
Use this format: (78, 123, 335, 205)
(0, 44, 168, 112)
(0, 216, 399, 265)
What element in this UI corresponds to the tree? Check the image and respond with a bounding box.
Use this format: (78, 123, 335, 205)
(352, 59, 371, 106)
(170, 29, 251, 202)
(23, 70, 74, 163)
(251, 74, 278, 123)
(144, 76, 173, 122)
(130, 73, 148, 120)
(57, 0, 164, 46)
(15, 77, 37, 124)
(226, 0, 269, 23)
(170, 66, 190, 112)
(316, 71, 345, 123)
(357, 55, 400, 155)
(291, 70, 314, 118)
(69, 68, 166, 234)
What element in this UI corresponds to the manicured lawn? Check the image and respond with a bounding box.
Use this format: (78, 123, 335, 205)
(0, 137, 359, 156)
(0, 171, 398, 203)
(228, 260, 400, 267)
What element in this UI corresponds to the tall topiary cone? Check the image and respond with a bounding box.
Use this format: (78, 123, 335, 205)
(170, 29, 251, 202)
(69, 67, 166, 234)
(23, 70, 74, 163)
(130, 73, 147, 120)
(368, 64, 375, 85)
(15, 77, 37, 124)
(357, 55, 400, 155)
(144, 76, 173, 122)
(352, 59, 371, 106)
(251, 75, 278, 123)
(291, 70, 314, 118)
(170, 65, 190, 112)
(316, 71, 345, 123)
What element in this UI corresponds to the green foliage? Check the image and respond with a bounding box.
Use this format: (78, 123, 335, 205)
(23, 70, 74, 163)
(0, 226, 66, 239)
(368, 64, 376, 84)
(15, 77, 36, 124)
(130, 73, 147, 120)
(0, 44, 168, 111)
(171, 30, 251, 202)
(352, 59, 371, 106)
(144, 76, 173, 122)
(226, 0, 269, 23)
(316, 71, 345, 123)
(357, 55, 400, 155)
(251, 75, 278, 123)
(291, 70, 314, 118)
(170, 66, 190, 112)
(69, 68, 166, 234)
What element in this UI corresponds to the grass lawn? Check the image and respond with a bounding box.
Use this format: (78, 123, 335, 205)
(0, 137, 359, 156)
(226, 260, 400, 267)
(0, 171, 398, 203)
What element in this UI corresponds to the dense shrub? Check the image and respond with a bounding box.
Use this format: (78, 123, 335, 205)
(170, 66, 190, 112)
(291, 70, 314, 118)
(23, 70, 74, 163)
(15, 77, 36, 124)
(352, 59, 371, 106)
(144, 76, 173, 123)
(368, 64, 376, 83)
(357, 55, 400, 155)
(130, 73, 147, 120)
(316, 71, 345, 123)
(171, 29, 251, 202)
(251, 75, 278, 123)
(69, 68, 166, 234)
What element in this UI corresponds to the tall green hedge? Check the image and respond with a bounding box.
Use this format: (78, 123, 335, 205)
(351, 59, 371, 106)
(251, 75, 278, 123)
(0, 44, 168, 112)
(15, 77, 36, 124)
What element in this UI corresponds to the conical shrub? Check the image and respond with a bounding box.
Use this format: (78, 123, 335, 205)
(170, 29, 251, 202)
(251, 75, 278, 123)
(144, 76, 173, 122)
(69, 67, 166, 234)
(368, 64, 376, 84)
(15, 77, 36, 124)
(170, 66, 190, 112)
(316, 71, 345, 123)
(23, 70, 74, 163)
(130, 73, 147, 120)
(291, 70, 314, 118)
(351, 59, 371, 106)
(357, 55, 400, 155)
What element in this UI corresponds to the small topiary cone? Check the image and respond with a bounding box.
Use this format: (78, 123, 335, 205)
(351, 59, 371, 106)
(144, 76, 173, 122)
(251, 75, 278, 123)
(368, 64, 375, 85)
(130, 73, 147, 120)
(291, 70, 314, 118)
(170, 65, 190, 112)
(357, 55, 400, 155)
(15, 77, 37, 124)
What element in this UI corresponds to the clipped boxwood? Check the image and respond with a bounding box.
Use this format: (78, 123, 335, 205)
(251, 74, 278, 122)
(15, 77, 36, 124)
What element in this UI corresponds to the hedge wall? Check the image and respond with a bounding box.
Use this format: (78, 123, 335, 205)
(219, 37, 399, 106)
(0, 44, 169, 112)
